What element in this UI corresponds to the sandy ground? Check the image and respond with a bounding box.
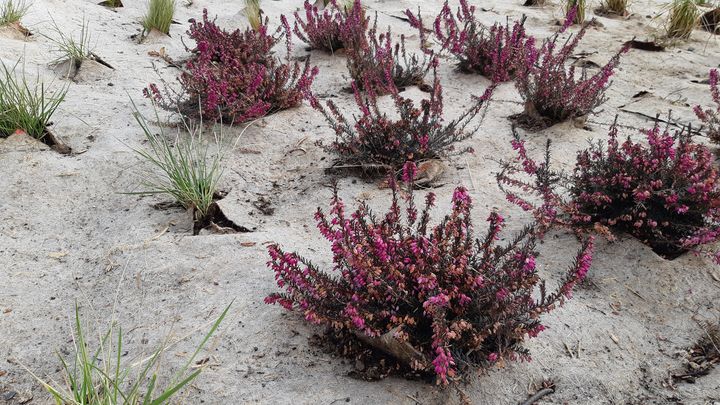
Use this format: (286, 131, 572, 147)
(1, 0, 720, 404)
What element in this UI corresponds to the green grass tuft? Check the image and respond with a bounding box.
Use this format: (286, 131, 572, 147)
(44, 17, 93, 67)
(130, 100, 224, 221)
(0, 0, 30, 26)
(142, 0, 175, 36)
(24, 303, 231, 405)
(0, 61, 67, 140)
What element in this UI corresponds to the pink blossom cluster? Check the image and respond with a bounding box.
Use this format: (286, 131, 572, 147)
(406, 0, 535, 82)
(694, 69, 720, 144)
(293, 0, 364, 53)
(498, 120, 720, 261)
(341, 11, 431, 93)
(144, 10, 318, 123)
(266, 163, 595, 384)
(513, 8, 629, 129)
(303, 62, 495, 172)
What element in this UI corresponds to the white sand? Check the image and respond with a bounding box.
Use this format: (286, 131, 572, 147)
(1, 0, 720, 403)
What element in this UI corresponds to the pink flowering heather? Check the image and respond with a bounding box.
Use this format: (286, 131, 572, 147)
(341, 12, 432, 93)
(694, 69, 720, 144)
(144, 10, 318, 123)
(304, 61, 494, 174)
(266, 163, 594, 385)
(498, 120, 720, 261)
(293, 0, 366, 53)
(513, 8, 629, 129)
(405, 0, 535, 83)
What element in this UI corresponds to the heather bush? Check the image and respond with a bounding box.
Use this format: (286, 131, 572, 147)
(513, 8, 629, 129)
(694, 69, 720, 144)
(498, 120, 720, 261)
(144, 10, 317, 123)
(304, 62, 494, 174)
(342, 11, 431, 93)
(405, 0, 535, 83)
(293, 0, 364, 53)
(266, 163, 594, 384)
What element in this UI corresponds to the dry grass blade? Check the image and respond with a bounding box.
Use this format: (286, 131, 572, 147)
(565, 0, 587, 23)
(244, 0, 261, 31)
(665, 0, 700, 39)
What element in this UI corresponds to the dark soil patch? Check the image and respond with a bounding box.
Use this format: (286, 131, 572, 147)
(701, 8, 720, 34)
(645, 239, 687, 260)
(98, 0, 123, 7)
(41, 129, 72, 155)
(310, 329, 432, 383)
(594, 7, 630, 19)
(193, 201, 253, 235)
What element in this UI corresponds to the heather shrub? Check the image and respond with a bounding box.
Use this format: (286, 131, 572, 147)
(498, 120, 720, 261)
(342, 11, 431, 93)
(304, 63, 494, 174)
(293, 0, 364, 53)
(266, 163, 594, 384)
(694, 69, 720, 144)
(406, 0, 535, 82)
(513, 8, 629, 129)
(144, 10, 318, 123)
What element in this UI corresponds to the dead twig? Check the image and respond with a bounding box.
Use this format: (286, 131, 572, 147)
(519, 387, 555, 405)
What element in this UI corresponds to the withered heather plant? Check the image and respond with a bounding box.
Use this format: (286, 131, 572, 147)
(694, 69, 720, 144)
(304, 62, 494, 174)
(144, 10, 318, 123)
(498, 120, 720, 262)
(405, 0, 535, 83)
(513, 8, 629, 129)
(266, 162, 594, 385)
(293, 0, 365, 53)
